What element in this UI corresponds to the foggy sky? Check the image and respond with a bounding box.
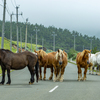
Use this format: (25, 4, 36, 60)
(0, 0, 100, 38)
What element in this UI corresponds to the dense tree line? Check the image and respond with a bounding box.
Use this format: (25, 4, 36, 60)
(0, 20, 100, 53)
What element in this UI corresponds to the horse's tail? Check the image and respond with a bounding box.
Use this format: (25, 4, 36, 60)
(35, 58, 39, 83)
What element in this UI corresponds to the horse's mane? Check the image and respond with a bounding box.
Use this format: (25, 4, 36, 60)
(95, 52, 100, 57)
(55, 49, 63, 60)
(39, 49, 47, 58)
(0, 49, 13, 53)
(80, 50, 86, 57)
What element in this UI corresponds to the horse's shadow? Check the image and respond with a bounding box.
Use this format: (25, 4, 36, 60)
(63, 79, 100, 82)
(0, 82, 39, 88)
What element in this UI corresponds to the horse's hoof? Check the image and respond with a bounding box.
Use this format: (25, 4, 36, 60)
(60, 80, 63, 82)
(43, 78, 46, 80)
(53, 79, 57, 82)
(6, 82, 11, 85)
(39, 78, 42, 80)
(6, 83, 10, 85)
(0, 82, 4, 85)
(49, 77, 52, 80)
(82, 78, 86, 81)
(77, 79, 80, 81)
(29, 82, 34, 85)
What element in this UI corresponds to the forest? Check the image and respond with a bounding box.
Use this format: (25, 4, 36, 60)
(0, 20, 100, 53)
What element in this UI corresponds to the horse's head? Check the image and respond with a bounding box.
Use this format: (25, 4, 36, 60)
(55, 49, 64, 65)
(34, 49, 47, 60)
(81, 49, 91, 64)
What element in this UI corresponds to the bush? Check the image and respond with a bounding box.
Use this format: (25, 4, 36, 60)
(68, 48, 78, 60)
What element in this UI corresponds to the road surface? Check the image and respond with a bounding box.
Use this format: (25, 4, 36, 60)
(0, 63, 100, 100)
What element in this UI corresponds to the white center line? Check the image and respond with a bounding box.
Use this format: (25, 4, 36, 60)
(49, 85, 59, 93)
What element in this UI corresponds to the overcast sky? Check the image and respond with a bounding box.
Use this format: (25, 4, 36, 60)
(0, 0, 100, 38)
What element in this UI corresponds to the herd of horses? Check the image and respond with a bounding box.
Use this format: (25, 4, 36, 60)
(0, 48, 99, 85)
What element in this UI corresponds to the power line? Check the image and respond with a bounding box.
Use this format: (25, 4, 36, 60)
(6, 3, 11, 15)
(11, 0, 16, 8)
(0, 4, 3, 7)
(14, 0, 17, 6)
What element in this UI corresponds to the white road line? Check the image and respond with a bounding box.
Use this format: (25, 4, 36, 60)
(49, 85, 59, 93)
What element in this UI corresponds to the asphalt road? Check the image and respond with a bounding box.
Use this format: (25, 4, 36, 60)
(0, 63, 100, 100)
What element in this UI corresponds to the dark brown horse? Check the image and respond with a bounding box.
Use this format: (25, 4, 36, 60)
(0, 49, 39, 85)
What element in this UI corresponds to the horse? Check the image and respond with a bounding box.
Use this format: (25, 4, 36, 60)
(18, 48, 25, 52)
(53, 49, 68, 82)
(76, 49, 91, 81)
(16, 48, 25, 53)
(89, 52, 100, 75)
(34, 49, 56, 80)
(0, 49, 39, 85)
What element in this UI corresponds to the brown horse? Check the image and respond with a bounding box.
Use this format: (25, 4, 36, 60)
(76, 49, 91, 81)
(0, 49, 39, 85)
(18, 48, 25, 52)
(34, 49, 56, 80)
(53, 49, 68, 82)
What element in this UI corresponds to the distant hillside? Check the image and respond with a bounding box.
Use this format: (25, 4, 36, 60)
(0, 20, 100, 52)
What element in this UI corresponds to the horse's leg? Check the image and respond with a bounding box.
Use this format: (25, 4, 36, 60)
(83, 66, 88, 81)
(43, 66, 46, 80)
(39, 66, 42, 80)
(99, 65, 100, 75)
(49, 66, 53, 80)
(56, 68, 60, 81)
(89, 66, 92, 74)
(0, 67, 6, 85)
(28, 66, 34, 84)
(96, 65, 99, 75)
(59, 66, 66, 82)
(92, 66, 94, 75)
(6, 68, 11, 85)
(53, 65, 57, 82)
(77, 64, 82, 81)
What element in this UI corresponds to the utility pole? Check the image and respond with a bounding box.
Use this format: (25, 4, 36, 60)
(25, 18, 28, 51)
(89, 38, 93, 50)
(16, 6, 19, 53)
(31, 34, 32, 52)
(10, 13, 14, 51)
(72, 31, 77, 50)
(34, 26, 39, 51)
(14, 6, 22, 53)
(1, 0, 6, 49)
(51, 32, 57, 51)
(42, 38, 44, 50)
(83, 45, 84, 50)
(20, 27, 22, 52)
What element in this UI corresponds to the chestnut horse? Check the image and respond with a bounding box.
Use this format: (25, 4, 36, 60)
(34, 49, 56, 80)
(76, 49, 91, 81)
(53, 49, 68, 82)
(0, 49, 39, 85)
